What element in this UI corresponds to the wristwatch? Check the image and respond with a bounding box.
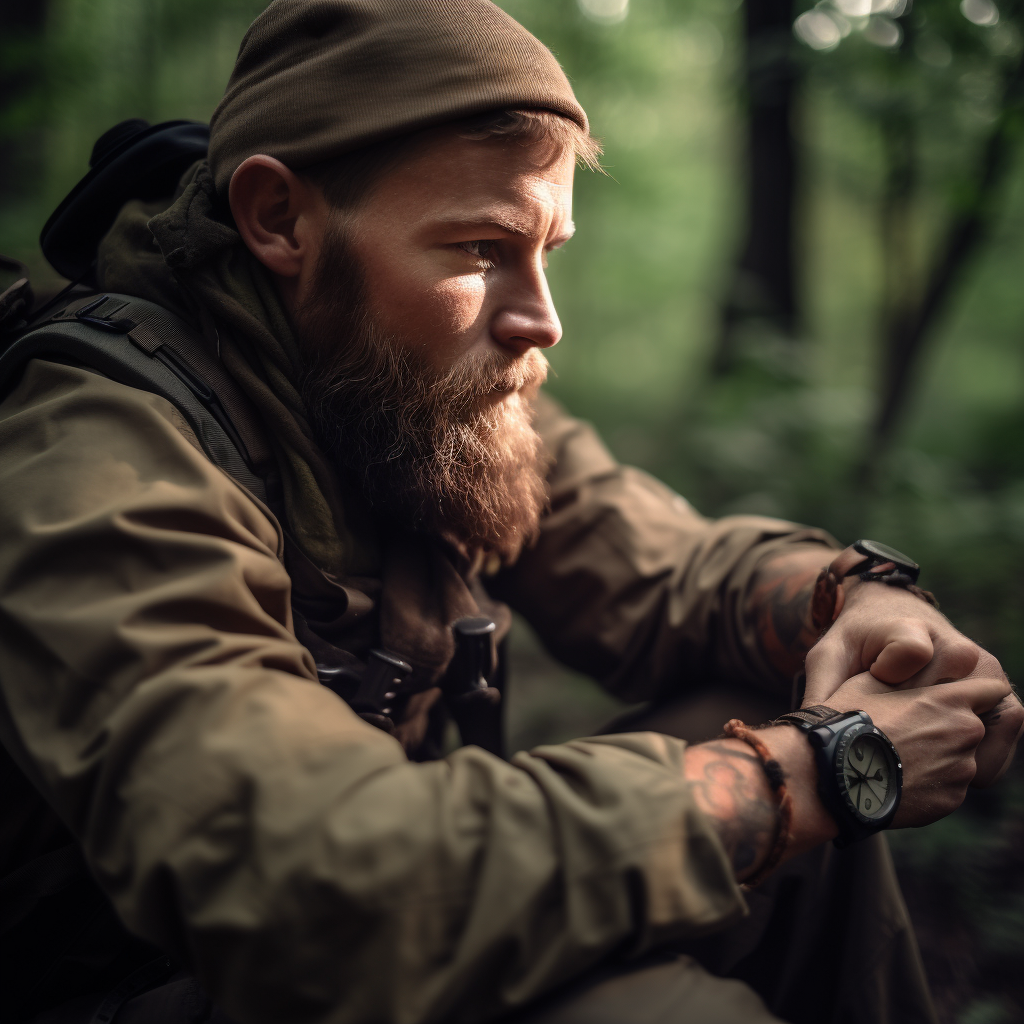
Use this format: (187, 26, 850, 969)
(811, 538, 935, 631)
(776, 705, 903, 848)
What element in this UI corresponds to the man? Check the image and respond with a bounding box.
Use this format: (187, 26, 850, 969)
(0, 2, 1020, 1024)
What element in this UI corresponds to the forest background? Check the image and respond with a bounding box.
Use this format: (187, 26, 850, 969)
(2, 0, 1024, 1019)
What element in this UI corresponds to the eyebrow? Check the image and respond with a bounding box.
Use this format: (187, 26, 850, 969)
(432, 215, 576, 245)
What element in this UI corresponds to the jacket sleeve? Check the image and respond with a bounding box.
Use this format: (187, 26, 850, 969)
(0, 361, 746, 1024)
(491, 394, 840, 701)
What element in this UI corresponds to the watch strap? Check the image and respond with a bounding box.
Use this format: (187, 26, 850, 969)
(811, 539, 935, 632)
(775, 705, 841, 730)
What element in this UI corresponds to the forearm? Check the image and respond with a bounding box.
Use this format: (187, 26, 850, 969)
(746, 545, 836, 681)
(493, 392, 841, 701)
(683, 726, 837, 883)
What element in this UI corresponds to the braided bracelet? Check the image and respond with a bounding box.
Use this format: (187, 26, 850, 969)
(721, 719, 793, 889)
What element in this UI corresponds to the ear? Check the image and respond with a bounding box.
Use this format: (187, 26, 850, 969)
(228, 155, 323, 280)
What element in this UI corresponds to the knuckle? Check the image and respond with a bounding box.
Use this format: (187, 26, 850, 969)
(963, 714, 987, 748)
(888, 615, 924, 639)
(942, 638, 981, 677)
(977, 651, 1005, 679)
(955, 757, 978, 789)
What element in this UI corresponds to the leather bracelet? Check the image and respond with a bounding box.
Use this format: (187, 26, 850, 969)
(810, 540, 938, 632)
(721, 719, 793, 889)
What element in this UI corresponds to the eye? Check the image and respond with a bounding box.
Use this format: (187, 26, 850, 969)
(460, 240, 497, 260)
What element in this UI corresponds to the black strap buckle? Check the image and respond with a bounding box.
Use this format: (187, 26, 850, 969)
(74, 295, 136, 334)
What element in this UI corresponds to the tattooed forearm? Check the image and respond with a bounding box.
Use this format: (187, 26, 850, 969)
(747, 548, 833, 681)
(683, 740, 779, 880)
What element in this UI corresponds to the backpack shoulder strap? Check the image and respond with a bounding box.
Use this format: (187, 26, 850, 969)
(0, 293, 272, 502)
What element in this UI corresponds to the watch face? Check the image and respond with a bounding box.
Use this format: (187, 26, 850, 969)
(839, 727, 899, 820)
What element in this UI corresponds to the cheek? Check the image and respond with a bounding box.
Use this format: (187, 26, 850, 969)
(427, 277, 488, 336)
(371, 268, 489, 350)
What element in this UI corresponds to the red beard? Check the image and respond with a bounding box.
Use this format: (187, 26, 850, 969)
(295, 226, 550, 564)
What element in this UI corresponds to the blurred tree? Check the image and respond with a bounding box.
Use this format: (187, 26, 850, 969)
(715, 0, 802, 373)
(871, 37, 1024, 463)
(0, 0, 48, 211)
(792, 0, 1024, 466)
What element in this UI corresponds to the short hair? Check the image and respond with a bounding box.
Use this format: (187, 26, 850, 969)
(300, 108, 603, 209)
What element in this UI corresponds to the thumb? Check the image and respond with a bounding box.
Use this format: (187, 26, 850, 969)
(867, 621, 934, 684)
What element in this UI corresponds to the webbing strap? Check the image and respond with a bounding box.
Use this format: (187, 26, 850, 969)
(45, 294, 273, 473)
(0, 294, 271, 502)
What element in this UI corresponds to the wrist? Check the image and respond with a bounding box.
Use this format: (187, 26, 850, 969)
(682, 737, 783, 884)
(757, 725, 838, 857)
(748, 545, 837, 681)
(811, 539, 937, 632)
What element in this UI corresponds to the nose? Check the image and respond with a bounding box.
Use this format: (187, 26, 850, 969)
(490, 263, 562, 357)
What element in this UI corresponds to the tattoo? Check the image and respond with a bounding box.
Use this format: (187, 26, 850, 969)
(748, 550, 830, 680)
(684, 741, 779, 879)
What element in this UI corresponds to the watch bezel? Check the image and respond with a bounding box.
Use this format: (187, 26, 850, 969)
(852, 538, 920, 579)
(805, 711, 904, 846)
(830, 722, 902, 827)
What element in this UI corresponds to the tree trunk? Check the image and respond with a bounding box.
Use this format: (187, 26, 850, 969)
(867, 51, 1024, 462)
(0, 0, 49, 215)
(715, 0, 800, 374)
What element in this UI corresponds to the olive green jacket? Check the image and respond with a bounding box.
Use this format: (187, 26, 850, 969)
(0, 358, 834, 1024)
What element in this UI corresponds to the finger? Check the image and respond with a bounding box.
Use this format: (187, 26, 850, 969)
(887, 636, 988, 691)
(973, 691, 1024, 788)
(828, 672, 1011, 715)
(949, 675, 1013, 716)
(868, 622, 934, 684)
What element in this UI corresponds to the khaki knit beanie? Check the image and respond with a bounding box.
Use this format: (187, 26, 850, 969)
(208, 0, 587, 193)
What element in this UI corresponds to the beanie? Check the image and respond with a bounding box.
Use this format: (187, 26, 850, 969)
(209, 0, 588, 193)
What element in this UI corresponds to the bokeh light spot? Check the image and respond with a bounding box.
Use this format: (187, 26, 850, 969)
(864, 14, 902, 46)
(961, 0, 1000, 27)
(872, 0, 908, 15)
(833, 0, 872, 18)
(794, 10, 842, 50)
(578, 0, 629, 25)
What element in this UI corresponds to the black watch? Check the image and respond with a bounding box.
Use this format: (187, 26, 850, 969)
(776, 706, 903, 848)
(850, 539, 920, 584)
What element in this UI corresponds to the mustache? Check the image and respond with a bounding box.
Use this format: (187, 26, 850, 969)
(310, 331, 550, 419)
(437, 345, 550, 407)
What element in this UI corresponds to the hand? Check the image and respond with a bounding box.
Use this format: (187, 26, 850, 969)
(804, 583, 1023, 787)
(823, 669, 1019, 826)
(686, 664, 1019, 881)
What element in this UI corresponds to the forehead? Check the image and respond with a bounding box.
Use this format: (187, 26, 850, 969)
(360, 132, 576, 237)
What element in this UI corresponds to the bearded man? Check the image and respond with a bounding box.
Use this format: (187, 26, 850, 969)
(0, 3, 1020, 1024)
